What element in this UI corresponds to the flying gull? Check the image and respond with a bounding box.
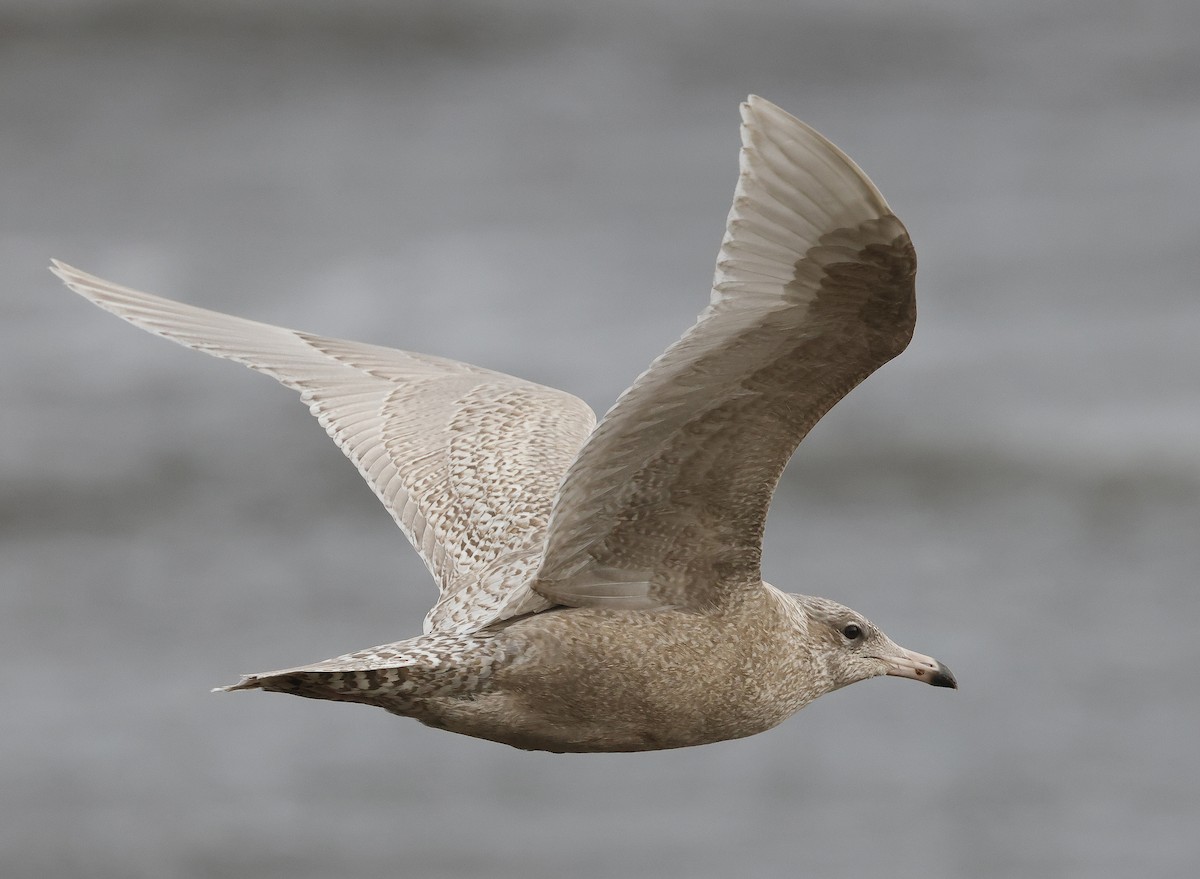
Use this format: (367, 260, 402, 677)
(53, 96, 955, 753)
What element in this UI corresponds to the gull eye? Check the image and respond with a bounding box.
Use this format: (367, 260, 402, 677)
(841, 623, 863, 641)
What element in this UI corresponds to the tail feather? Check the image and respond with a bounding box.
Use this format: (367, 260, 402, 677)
(211, 631, 502, 708)
(215, 666, 412, 702)
(213, 676, 266, 693)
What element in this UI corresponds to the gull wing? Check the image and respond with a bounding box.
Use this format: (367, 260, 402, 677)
(52, 262, 593, 633)
(534, 96, 917, 611)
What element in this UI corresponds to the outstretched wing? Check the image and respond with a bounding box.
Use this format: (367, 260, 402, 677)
(535, 96, 917, 611)
(53, 262, 593, 632)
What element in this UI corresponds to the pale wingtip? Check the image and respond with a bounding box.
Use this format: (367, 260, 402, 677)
(735, 93, 892, 214)
(48, 258, 92, 292)
(740, 94, 791, 122)
(48, 257, 72, 281)
(737, 94, 814, 151)
(739, 94, 770, 126)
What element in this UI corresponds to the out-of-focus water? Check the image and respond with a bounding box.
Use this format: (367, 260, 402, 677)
(3, 2, 1198, 877)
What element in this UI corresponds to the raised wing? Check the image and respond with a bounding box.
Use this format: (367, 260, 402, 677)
(534, 96, 916, 611)
(52, 262, 593, 632)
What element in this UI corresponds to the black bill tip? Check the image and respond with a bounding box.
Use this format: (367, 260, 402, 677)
(928, 662, 958, 689)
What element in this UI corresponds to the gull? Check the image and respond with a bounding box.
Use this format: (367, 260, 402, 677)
(53, 96, 955, 753)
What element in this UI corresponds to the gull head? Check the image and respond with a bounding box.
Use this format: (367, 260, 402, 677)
(792, 595, 958, 693)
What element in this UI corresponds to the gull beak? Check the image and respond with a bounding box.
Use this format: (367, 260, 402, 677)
(883, 645, 957, 689)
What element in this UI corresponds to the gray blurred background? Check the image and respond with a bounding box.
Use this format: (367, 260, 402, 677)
(3, 1, 1198, 877)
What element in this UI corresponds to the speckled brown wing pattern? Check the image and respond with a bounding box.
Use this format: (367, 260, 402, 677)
(534, 97, 917, 611)
(52, 262, 595, 633)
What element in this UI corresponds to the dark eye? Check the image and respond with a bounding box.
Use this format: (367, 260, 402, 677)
(842, 623, 863, 641)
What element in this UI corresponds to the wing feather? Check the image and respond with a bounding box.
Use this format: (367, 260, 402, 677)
(534, 96, 916, 611)
(52, 261, 593, 632)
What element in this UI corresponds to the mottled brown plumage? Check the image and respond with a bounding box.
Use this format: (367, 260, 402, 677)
(54, 96, 955, 753)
